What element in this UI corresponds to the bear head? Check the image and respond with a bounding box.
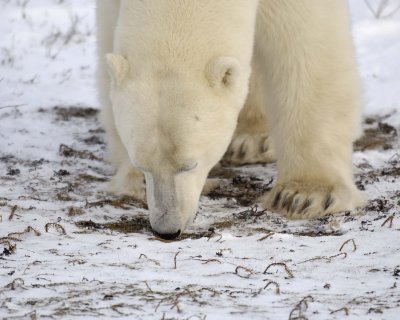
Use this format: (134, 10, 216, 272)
(106, 53, 249, 238)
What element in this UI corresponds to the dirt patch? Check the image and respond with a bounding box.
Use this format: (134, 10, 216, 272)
(6, 167, 20, 176)
(354, 121, 397, 151)
(232, 205, 268, 221)
(104, 215, 151, 233)
(52, 106, 99, 121)
(75, 219, 104, 231)
(83, 136, 104, 146)
(0, 155, 49, 169)
(356, 154, 400, 191)
(208, 166, 238, 179)
(365, 197, 396, 212)
(56, 192, 73, 201)
(85, 195, 147, 210)
(0, 154, 16, 164)
(207, 174, 274, 206)
(77, 174, 108, 183)
(76, 215, 151, 234)
(68, 207, 85, 216)
(59, 144, 102, 161)
(211, 220, 236, 230)
(288, 230, 343, 237)
(75, 216, 215, 241)
(55, 169, 70, 176)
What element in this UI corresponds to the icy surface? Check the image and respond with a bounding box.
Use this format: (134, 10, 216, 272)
(0, 1, 399, 319)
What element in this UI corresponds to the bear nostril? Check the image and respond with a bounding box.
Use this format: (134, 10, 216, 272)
(153, 230, 181, 241)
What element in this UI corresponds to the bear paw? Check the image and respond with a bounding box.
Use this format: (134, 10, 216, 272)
(262, 182, 364, 219)
(223, 133, 276, 165)
(107, 166, 146, 201)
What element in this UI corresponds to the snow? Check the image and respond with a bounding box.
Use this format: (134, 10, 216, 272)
(0, 1, 399, 319)
(349, 0, 400, 114)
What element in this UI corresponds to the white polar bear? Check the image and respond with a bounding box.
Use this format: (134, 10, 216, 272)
(96, 0, 365, 239)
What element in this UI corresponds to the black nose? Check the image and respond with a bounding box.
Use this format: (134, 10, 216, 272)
(153, 230, 181, 240)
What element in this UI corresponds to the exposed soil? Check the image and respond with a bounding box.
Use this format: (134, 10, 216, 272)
(354, 118, 397, 151)
(1, 106, 400, 319)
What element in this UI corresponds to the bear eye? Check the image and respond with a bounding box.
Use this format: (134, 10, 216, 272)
(177, 161, 198, 174)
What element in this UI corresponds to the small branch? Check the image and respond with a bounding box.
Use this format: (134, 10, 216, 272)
(263, 262, 294, 279)
(8, 226, 41, 238)
(7, 278, 25, 290)
(45, 222, 66, 235)
(263, 280, 280, 294)
(381, 214, 395, 228)
(364, 0, 400, 19)
(0, 104, 26, 110)
(144, 281, 153, 293)
(199, 259, 222, 264)
(330, 307, 349, 316)
(257, 231, 275, 242)
(174, 251, 180, 269)
(0, 240, 17, 254)
(289, 295, 314, 320)
(234, 266, 254, 278)
(339, 239, 357, 252)
(8, 205, 18, 221)
(138, 253, 160, 266)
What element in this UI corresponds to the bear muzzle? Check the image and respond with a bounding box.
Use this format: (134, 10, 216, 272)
(144, 171, 201, 239)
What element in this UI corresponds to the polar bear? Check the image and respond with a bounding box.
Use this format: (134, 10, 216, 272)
(96, 0, 365, 239)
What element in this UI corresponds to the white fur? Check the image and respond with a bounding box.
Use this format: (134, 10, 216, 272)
(96, 0, 364, 235)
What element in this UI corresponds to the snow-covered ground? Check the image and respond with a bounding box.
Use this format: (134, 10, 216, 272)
(0, 1, 399, 319)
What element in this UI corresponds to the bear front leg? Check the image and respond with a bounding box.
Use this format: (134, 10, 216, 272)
(101, 104, 146, 201)
(257, 0, 365, 218)
(223, 64, 276, 165)
(107, 159, 146, 200)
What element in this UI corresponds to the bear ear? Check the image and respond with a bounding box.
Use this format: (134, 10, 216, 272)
(205, 56, 240, 89)
(105, 53, 129, 86)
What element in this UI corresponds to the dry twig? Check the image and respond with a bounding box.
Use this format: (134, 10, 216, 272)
(364, 0, 400, 19)
(199, 288, 220, 297)
(263, 262, 294, 279)
(45, 222, 66, 235)
(289, 295, 314, 320)
(339, 239, 357, 252)
(8, 205, 18, 220)
(234, 266, 254, 278)
(174, 251, 180, 269)
(7, 278, 25, 290)
(330, 307, 349, 316)
(299, 252, 347, 264)
(0, 240, 16, 254)
(257, 231, 275, 242)
(263, 280, 280, 294)
(8, 226, 41, 238)
(144, 281, 153, 293)
(381, 214, 395, 228)
(138, 253, 160, 266)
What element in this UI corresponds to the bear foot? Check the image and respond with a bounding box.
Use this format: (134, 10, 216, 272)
(262, 181, 364, 219)
(107, 165, 146, 201)
(222, 133, 276, 165)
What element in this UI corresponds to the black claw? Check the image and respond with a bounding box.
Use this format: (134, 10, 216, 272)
(284, 192, 297, 212)
(259, 138, 269, 154)
(272, 190, 283, 209)
(226, 149, 234, 158)
(324, 195, 333, 210)
(281, 193, 289, 209)
(289, 198, 299, 214)
(238, 142, 247, 159)
(299, 199, 312, 213)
